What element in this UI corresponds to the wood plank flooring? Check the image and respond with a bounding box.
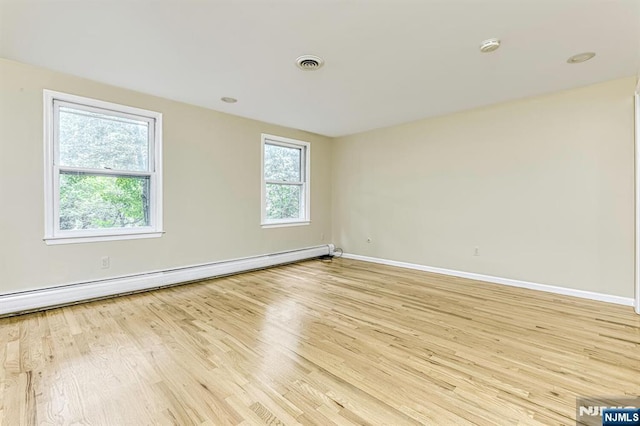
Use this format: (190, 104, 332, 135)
(1, 258, 639, 425)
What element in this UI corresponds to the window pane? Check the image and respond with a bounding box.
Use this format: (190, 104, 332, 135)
(264, 143, 301, 181)
(59, 172, 150, 230)
(266, 184, 301, 220)
(58, 105, 150, 171)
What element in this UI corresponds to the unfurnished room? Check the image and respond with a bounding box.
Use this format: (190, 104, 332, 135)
(1, 0, 639, 425)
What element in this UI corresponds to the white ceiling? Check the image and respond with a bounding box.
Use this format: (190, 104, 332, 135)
(1, 0, 639, 137)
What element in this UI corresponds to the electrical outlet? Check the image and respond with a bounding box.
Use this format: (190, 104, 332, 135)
(474, 247, 480, 256)
(101, 256, 110, 269)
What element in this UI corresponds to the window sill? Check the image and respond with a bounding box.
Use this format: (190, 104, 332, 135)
(261, 221, 310, 229)
(44, 231, 164, 245)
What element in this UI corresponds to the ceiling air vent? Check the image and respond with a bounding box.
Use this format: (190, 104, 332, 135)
(295, 55, 324, 71)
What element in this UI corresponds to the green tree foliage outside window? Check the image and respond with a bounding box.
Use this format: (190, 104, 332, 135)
(59, 174, 149, 230)
(265, 184, 301, 220)
(264, 143, 304, 220)
(58, 106, 151, 230)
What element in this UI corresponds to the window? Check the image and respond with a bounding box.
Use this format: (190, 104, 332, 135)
(43, 90, 163, 244)
(261, 134, 310, 227)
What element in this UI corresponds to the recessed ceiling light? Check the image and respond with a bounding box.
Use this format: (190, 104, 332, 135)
(221, 97, 237, 103)
(479, 38, 501, 53)
(295, 55, 325, 71)
(567, 52, 596, 64)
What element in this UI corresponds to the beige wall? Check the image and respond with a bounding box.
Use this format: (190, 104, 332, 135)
(1, 57, 635, 300)
(0, 59, 333, 294)
(333, 77, 636, 298)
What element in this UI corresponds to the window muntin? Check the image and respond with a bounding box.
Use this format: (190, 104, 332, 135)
(261, 134, 310, 226)
(44, 90, 163, 244)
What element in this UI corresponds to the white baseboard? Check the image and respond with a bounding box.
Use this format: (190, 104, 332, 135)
(342, 253, 635, 307)
(0, 244, 334, 316)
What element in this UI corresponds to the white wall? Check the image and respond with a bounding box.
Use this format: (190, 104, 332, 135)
(0, 59, 333, 294)
(333, 77, 636, 298)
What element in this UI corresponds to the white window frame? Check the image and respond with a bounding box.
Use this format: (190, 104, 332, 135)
(261, 134, 310, 228)
(43, 90, 163, 245)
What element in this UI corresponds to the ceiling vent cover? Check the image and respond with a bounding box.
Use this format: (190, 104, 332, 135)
(296, 55, 324, 71)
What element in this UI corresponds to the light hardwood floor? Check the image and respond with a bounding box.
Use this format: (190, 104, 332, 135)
(1, 258, 639, 425)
